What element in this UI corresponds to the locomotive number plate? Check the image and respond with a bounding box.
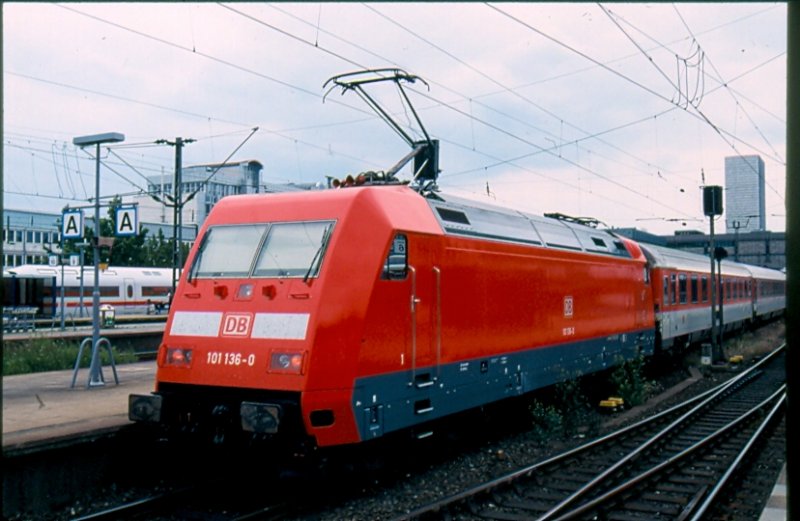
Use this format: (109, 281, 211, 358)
(206, 351, 256, 367)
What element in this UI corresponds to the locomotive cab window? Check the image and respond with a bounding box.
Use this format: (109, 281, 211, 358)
(190, 221, 334, 279)
(191, 224, 267, 278)
(253, 221, 334, 278)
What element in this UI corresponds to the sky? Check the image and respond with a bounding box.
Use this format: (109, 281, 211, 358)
(3, 2, 788, 236)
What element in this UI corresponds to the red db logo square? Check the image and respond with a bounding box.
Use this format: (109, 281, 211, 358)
(221, 313, 253, 337)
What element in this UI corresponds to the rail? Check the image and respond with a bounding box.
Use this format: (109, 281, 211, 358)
(396, 343, 786, 521)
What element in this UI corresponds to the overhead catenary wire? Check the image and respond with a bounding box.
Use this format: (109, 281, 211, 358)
(49, 0, 749, 206)
(598, 3, 688, 106)
(599, 4, 785, 199)
(487, 3, 785, 169)
(227, 2, 693, 216)
(672, 4, 783, 163)
(362, 3, 684, 185)
(308, 2, 777, 196)
(264, 1, 686, 186)
(7, 4, 784, 227)
(77, 146, 152, 199)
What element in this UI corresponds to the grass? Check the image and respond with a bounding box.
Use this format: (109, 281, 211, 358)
(683, 319, 785, 367)
(723, 320, 785, 359)
(2, 336, 139, 376)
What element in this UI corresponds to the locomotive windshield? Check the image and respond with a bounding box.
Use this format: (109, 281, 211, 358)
(190, 221, 335, 279)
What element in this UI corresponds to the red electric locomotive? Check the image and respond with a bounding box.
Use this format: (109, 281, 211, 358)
(129, 184, 659, 447)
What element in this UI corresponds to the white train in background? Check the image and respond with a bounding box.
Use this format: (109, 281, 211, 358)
(2, 264, 178, 317)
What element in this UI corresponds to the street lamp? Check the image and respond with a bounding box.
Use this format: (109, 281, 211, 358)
(72, 132, 125, 387)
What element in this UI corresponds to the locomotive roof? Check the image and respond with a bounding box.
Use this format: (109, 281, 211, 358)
(739, 263, 786, 281)
(426, 192, 633, 259)
(638, 242, 765, 278)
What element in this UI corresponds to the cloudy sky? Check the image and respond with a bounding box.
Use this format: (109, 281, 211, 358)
(3, 3, 787, 235)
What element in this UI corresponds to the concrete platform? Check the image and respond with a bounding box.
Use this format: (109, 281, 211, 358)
(759, 464, 787, 521)
(2, 361, 156, 452)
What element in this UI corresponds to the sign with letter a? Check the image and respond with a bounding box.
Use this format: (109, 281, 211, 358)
(115, 207, 138, 236)
(62, 210, 84, 239)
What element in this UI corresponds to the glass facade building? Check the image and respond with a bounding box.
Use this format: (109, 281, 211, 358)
(724, 155, 766, 233)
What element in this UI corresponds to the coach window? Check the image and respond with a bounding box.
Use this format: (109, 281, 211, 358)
(678, 274, 687, 304)
(127, 285, 133, 299)
(701, 276, 708, 302)
(670, 274, 677, 305)
(662, 276, 669, 307)
(691, 275, 698, 303)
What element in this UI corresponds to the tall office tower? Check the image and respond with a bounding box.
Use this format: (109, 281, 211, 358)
(724, 155, 766, 233)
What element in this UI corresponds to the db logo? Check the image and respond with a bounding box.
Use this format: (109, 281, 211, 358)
(563, 296, 574, 318)
(221, 313, 253, 337)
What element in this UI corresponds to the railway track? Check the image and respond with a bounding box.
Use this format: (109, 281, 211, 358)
(398, 344, 786, 521)
(70, 480, 297, 521)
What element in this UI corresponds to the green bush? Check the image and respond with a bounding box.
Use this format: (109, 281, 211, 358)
(529, 400, 563, 441)
(527, 373, 594, 441)
(2, 337, 138, 376)
(555, 377, 587, 425)
(610, 356, 656, 407)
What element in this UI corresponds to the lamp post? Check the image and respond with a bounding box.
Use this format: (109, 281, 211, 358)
(72, 132, 125, 387)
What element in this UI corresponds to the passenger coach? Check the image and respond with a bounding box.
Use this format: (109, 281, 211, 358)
(2, 264, 173, 317)
(640, 243, 785, 352)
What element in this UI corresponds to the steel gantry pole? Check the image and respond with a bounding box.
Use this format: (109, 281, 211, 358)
(155, 137, 194, 302)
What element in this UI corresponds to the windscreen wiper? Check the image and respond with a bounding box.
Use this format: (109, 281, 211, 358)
(303, 224, 334, 284)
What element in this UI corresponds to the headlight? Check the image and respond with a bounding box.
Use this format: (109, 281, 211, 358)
(165, 347, 193, 367)
(269, 351, 305, 374)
